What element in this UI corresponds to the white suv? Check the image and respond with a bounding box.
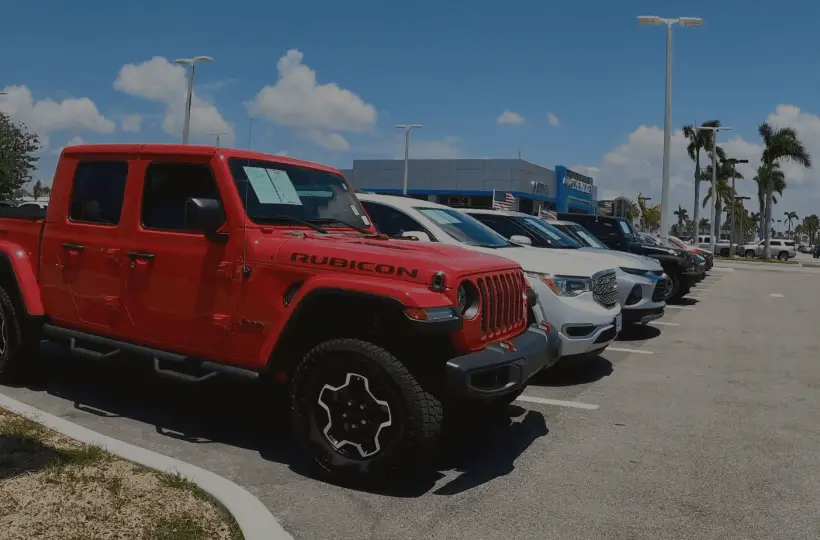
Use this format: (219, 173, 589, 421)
(358, 193, 622, 361)
(741, 239, 796, 260)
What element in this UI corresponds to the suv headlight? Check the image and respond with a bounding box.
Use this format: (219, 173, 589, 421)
(525, 271, 592, 297)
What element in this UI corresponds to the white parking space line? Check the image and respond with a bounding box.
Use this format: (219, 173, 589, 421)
(695, 288, 712, 292)
(516, 395, 599, 410)
(607, 346, 654, 355)
(770, 293, 785, 298)
(649, 321, 679, 326)
(712, 267, 735, 272)
(666, 305, 696, 310)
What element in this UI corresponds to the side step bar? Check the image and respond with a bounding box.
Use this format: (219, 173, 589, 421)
(42, 324, 260, 383)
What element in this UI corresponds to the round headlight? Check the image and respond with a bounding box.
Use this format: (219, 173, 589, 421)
(457, 280, 480, 319)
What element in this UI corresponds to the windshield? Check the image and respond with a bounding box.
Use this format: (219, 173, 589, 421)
(416, 208, 510, 248)
(556, 223, 608, 249)
(228, 158, 370, 229)
(518, 217, 579, 248)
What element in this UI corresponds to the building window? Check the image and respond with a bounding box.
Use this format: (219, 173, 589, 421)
(440, 195, 470, 208)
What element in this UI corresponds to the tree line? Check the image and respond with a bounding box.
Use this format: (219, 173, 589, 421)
(0, 112, 49, 203)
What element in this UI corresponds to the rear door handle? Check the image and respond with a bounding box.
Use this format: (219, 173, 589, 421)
(128, 252, 155, 261)
(62, 243, 84, 251)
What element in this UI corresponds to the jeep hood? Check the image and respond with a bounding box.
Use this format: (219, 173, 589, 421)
(467, 245, 616, 276)
(577, 247, 663, 271)
(272, 234, 520, 285)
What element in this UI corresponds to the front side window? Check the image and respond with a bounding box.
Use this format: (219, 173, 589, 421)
(142, 163, 220, 232)
(416, 207, 510, 248)
(228, 158, 369, 230)
(360, 201, 433, 239)
(69, 161, 128, 225)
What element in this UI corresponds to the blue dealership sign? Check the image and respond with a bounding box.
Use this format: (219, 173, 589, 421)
(555, 166, 596, 213)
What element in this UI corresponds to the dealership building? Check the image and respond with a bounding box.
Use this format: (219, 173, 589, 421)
(340, 159, 598, 215)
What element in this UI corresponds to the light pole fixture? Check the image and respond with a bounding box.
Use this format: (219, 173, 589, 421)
(210, 131, 228, 147)
(638, 15, 703, 246)
(695, 125, 732, 254)
(173, 56, 213, 145)
(727, 158, 748, 255)
(735, 195, 750, 246)
(395, 124, 422, 195)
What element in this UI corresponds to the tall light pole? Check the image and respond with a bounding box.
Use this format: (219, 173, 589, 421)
(727, 158, 748, 256)
(638, 15, 703, 246)
(695, 125, 732, 254)
(735, 195, 750, 246)
(210, 131, 228, 147)
(174, 56, 213, 145)
(395, 124, 422, 195)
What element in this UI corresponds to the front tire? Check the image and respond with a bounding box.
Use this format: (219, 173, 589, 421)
(290, 338, 442, 486)
(777, 251, 788, 261)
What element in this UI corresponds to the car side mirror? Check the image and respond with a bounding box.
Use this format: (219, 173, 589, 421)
(185, 197, 226, 238)
(401, 231, 432, 242)
(509, 234, 533, 246)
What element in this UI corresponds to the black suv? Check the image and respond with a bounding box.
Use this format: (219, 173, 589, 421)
(557, 213, 702, 302)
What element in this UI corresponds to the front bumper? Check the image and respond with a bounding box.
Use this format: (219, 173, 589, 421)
(446, 325, 559, 401)
(623, 305, 665, 325)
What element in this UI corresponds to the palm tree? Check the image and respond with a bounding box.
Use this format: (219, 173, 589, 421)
(758, 123, 812, 258)
(643, 205, 661, 231)
(674, 205, 689, 236)
(31, 180, 50, 201)
(699, 217, 710, 234)
(750, 212, 760, 237)
(784, 211, 798, 233)
(682, 120, 724, 240)
(754, 163, 786, 240)
(701, 158, 742, 239)
(803, 214, 820, 244)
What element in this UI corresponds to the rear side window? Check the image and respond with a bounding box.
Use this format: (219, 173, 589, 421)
(785, 241, 795, 247)
(69, 161, 128, 225)
(141, 163, 220, 232)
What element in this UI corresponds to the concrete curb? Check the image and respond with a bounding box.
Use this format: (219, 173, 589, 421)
(0, 392, 293, 540)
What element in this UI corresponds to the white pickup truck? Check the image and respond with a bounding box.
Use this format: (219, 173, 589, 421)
(694, 235, 741, 257)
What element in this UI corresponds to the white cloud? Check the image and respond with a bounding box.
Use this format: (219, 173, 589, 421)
(248, 49, 377, 151)
(302, 131, 349, 151)
(0, 85, 115, 136)
(114, 56, 233, 143)
(120, 113, 143, 133)
(547, 112, 560, 127)
(583, 105, 820, 224)
(53, 136, 85, 155)
(497, 110, 525, 125)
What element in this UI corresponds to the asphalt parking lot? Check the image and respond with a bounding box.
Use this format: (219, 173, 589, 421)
(3, 262, 820, 540)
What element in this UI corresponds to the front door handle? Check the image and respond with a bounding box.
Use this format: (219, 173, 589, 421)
(62, 243, 85, 251)
(128, 252, 155, 261)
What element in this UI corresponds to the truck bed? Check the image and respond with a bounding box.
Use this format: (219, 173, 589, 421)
(0, 205, 48, 279)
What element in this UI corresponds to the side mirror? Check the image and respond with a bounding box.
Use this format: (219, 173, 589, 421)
(185, 197, 226, 237)
(401, 231, 432, 242)
(509, 234, 533, 246)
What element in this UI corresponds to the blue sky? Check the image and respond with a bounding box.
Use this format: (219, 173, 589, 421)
(3, 0, 820, 222)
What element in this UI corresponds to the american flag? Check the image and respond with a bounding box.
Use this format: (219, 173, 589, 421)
(538, 207, 557, 220)
(492, 190, 516, 211)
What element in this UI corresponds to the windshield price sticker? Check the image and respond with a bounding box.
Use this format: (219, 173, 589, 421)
(243, 166, 303, 205)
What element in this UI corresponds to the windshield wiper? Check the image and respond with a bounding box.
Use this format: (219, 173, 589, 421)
(309, 217, 370, 233)
(252, 215, 327, 233)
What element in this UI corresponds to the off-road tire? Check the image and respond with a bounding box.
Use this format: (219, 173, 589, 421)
(0, 285, 34, 383)
(290, 338, 442, 487)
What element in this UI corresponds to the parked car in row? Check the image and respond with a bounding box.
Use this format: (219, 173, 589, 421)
(694, 235, 738, 257)
(740, 239, 797, 260)
(555, 213, 703, 302)
(0, 144, 562, 488)
(357, 194, 623, 364)
(638, 233, 708, 276)
(463, 209, 667, 325)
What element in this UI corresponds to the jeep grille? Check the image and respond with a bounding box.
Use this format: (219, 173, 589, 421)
(475, 270, 527, 340)
(592, 270, 619, 308)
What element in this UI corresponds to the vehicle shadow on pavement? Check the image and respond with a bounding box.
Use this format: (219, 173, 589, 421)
(13, 343, 549, 498)
(616, 324, 661, 342)
(529, 355, 614, 387)
(673, 297, 700, 306)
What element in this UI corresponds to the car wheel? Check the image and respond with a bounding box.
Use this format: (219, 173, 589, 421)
(0, 285, 37, 384)
(663, 273, 679, 301)
(291, 338, 442, 487)
(745, 250, 756, 258)
(777, 251, 788, 261)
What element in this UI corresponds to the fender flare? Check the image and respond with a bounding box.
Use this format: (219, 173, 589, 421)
(0, 241, 44, 316)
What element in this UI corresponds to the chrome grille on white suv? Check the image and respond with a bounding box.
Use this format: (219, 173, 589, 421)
(592, 270, 619, 308)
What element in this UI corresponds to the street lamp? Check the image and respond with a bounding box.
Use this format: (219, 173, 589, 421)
(173, 56, 213, 145)
(735, 195, 751, 246)
(695, 125, 732, 254)
(210, 131, 228, 147)
(395, 124, 422, 195)
(727, 158, 748, 256)
(638, 15, 703, 246)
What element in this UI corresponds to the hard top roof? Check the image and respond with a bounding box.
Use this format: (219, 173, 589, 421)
(61, 144, 343, 175)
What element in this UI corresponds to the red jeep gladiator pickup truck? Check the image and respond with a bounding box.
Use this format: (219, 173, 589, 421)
(0, 144, 558, 485)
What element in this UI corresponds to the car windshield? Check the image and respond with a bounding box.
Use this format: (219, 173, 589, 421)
(518, 217, 580, 248)
(228, 158, 370, 230)
(416, 207, 511, 248)
(556, 223, 608, 249)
